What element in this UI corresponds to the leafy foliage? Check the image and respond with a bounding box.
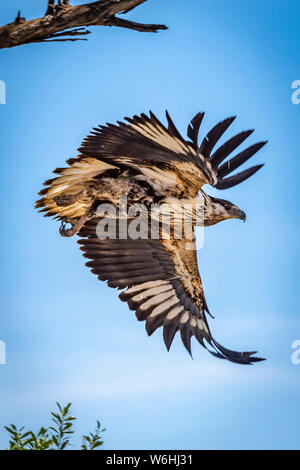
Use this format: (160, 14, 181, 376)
(3, 402, 105, 450)
(82, 420, 105, 450)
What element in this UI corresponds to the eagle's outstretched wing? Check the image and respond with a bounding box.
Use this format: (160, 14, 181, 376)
(79, 110, 266, 195)
(78, 218, 264, 364)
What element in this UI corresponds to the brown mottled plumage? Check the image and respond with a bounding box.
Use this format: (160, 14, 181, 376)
(36, 111, 267, 363)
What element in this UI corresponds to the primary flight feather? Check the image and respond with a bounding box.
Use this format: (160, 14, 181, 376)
(36, 110, 267, 364)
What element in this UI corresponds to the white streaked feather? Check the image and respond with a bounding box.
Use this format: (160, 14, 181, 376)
(132, 284, 173, 302)
(147, 296, 179, 318)
(124, 280, 169, 296)
(179, 311, 190, 324)
(130, 122, 196, 156)
(165, 304, 184, 320)
(138, 290, 176, 312)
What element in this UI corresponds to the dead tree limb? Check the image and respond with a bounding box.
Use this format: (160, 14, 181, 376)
(0, 0, 167, 50)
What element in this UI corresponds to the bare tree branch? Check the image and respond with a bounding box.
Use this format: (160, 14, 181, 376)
(104, 15, 166, 33)
(0, 0, 167, 50)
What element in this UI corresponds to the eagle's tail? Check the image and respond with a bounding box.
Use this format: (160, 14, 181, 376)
(35, 157, 115, 220)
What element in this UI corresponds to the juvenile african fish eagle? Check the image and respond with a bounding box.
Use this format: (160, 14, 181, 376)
(36, 111, 267, 364)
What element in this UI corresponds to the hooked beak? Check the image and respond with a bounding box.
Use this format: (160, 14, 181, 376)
(237, 209, 246, 222)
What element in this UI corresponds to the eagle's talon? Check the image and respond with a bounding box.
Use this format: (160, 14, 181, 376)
(59, 219, 77, 237)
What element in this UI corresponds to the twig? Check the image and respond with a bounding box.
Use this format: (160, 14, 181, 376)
(104, 15, 167, 33)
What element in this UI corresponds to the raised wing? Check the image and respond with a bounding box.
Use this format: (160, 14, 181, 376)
(36, 111, 267, 219)
(78, 218, 264, 364)
(79, 111, 218, 196)
(79, 110, 266, 193)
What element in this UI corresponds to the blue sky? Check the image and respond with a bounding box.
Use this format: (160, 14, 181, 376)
(0, 0, 299, 450)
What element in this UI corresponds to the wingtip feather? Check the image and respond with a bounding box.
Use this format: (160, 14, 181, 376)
(211, 339, 265, 364)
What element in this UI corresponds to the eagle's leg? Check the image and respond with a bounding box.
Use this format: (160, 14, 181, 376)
(54, 190, 84, 207)
(59, 203, 96, 238)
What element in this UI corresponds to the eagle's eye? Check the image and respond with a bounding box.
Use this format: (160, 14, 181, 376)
(224, 204, 231, 211)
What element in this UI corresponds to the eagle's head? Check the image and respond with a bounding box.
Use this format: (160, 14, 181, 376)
(204, 195, 246, 226)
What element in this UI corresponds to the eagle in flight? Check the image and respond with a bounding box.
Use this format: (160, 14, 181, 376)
(36, 111, 267, 364)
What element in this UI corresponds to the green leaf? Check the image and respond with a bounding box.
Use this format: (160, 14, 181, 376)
(60, 440, 69, 450)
